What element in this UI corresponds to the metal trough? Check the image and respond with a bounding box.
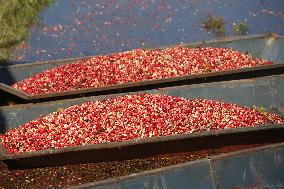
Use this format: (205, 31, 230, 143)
(0, 34, 283, 104)
(70, 142, 284, 189)
(1, 74, 283, 132)
(0, 73, 283, 168)
(0, 124, 284, 169)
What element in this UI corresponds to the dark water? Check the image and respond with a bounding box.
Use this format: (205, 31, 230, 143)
(11, 0, 284, 64)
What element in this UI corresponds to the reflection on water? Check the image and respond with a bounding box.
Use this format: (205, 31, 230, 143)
(6, 0, 284, 64)
(0, 0, 53, 65)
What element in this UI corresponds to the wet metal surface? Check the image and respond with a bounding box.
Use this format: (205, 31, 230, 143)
(70, 143, 284, 189)
(73, 160, 214, 189)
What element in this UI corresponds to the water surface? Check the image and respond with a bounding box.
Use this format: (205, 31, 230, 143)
(11, 0, 284, 64)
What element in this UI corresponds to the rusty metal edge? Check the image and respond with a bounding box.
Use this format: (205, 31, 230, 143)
(1, 123, 283, 161)
(69, 142, 284, 189)
(1, 63, 283, 101)
(0, 83, 29, 100)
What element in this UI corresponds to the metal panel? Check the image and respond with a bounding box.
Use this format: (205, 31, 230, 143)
(70, 143, 284, 189)
(185, 34, 284, 64)
(158, 74, 284, 109)
(212, 144, 284, 188)
(80, 160, 213, 189)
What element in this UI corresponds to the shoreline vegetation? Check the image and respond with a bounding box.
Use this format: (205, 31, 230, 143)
(0, 0, 53, 65)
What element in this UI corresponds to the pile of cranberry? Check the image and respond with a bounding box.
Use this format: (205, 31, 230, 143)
(12, 47, 271, 95)
(1, 94, 282, 154)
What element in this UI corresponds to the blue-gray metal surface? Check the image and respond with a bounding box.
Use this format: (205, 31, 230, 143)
(186, 34, 284, 64)
(70, 143, 284, 189)
(1, 34, 283, 85)
(83, 160, 214, 189)
(1, 74, 283, 132)
(212, 147, 284, 188)
(159, 75, 284, 110)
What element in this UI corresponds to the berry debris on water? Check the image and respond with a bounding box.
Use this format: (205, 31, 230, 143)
(1, 94, 282, 154)
(12, 47, 272, 95)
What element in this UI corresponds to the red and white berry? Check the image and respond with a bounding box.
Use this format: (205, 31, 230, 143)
(1, 94, 282, 154)
(12, 47, 272, 95)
